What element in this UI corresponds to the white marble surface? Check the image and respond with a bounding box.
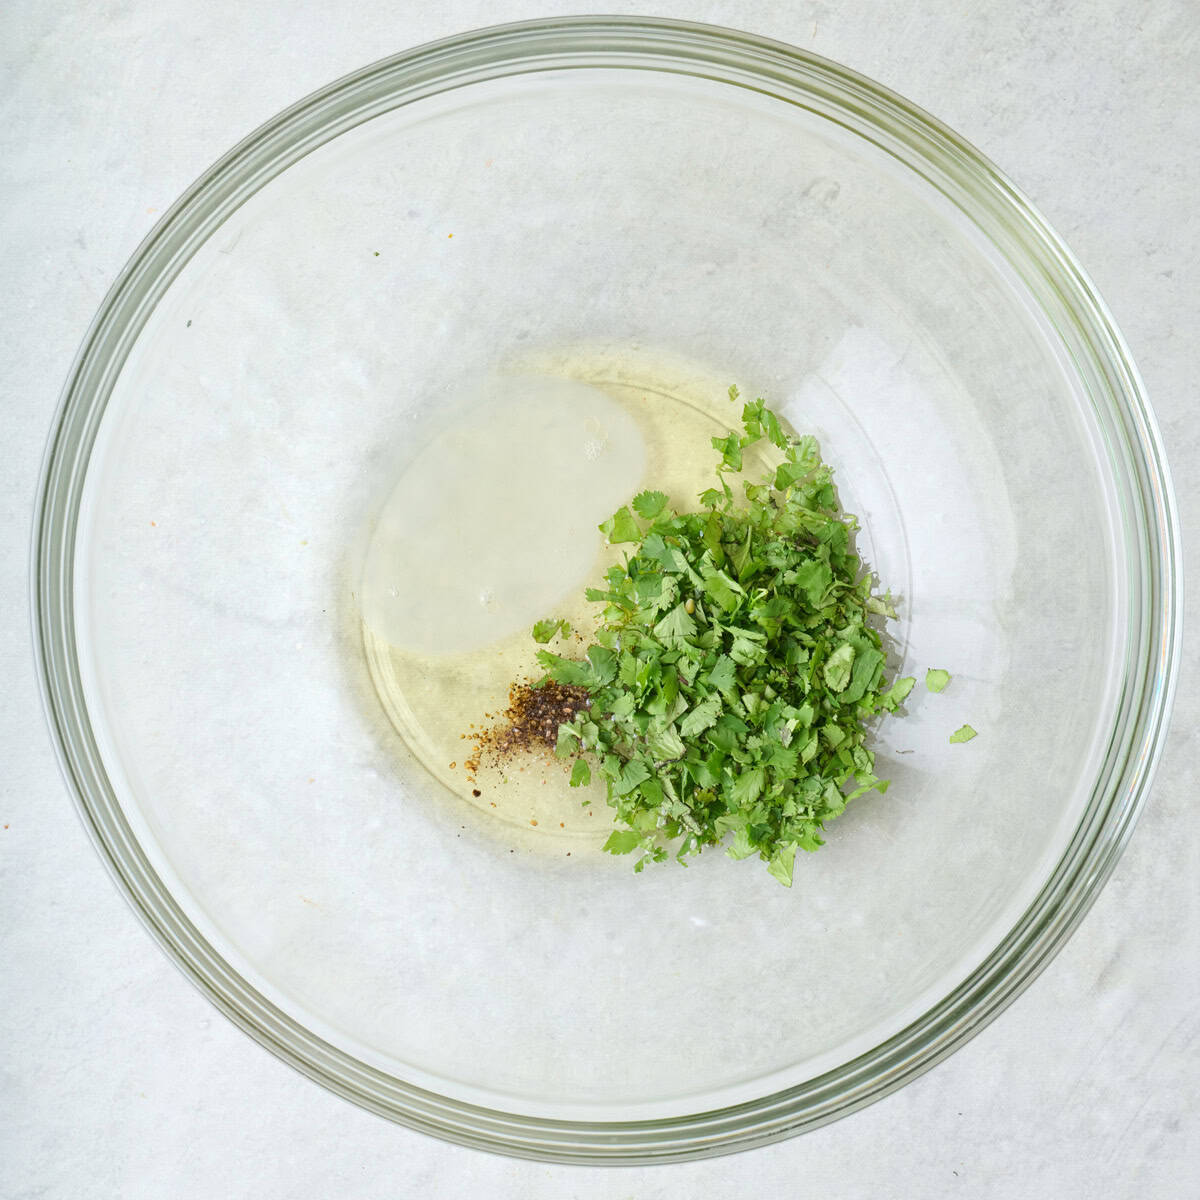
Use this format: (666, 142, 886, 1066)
(2, 2, 1196, 1196)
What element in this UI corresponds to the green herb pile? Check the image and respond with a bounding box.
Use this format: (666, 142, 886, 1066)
(533, 389, 918, 885)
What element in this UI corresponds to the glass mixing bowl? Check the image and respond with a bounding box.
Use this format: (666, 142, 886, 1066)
(33, 17, 1181, 1162)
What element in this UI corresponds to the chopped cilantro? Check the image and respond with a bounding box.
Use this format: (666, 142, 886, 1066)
(533, 392, 923, 884)
(949, 724, 977, 743)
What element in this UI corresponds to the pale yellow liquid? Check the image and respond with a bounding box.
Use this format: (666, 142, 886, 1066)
(361, 351, 777, 848)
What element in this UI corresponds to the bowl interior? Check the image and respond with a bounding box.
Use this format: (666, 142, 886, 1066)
(74, 63, 1122, 1119)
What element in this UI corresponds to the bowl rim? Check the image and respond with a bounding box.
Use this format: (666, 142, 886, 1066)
(31, 14, 1183, 1163)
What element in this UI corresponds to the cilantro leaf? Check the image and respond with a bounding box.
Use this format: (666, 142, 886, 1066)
(678, 693, 722, 738)
(531, 618, 570, 644)
(586, 645, 618, 686)
(767, 842, 798, 887)
(823, 642, 856, 692)
(647, 725, 686, 761)
(730, 766, 765, 807)
(653, 602, 697, 646)
(602, 830, 641, 854)
(700, 565, 743, 614)
(569, 758, 591, 787)
(842, 643, 885, 705)
(881, 675, 916, 709)
(790, 559, 832, 608)
(632, 490, 668, 519)
(774, 460, 809, 490)
(711, 431, 742, 472)
(614, 759, 651, 796)
(926, 668, 952, 693)
(707, 654, 738, 697)
(642, 532, 687, 573)
(866, 594, 897, 618)
(599, 505, 641, 544)
(535, 649, 592, 687)
(725, 825, 757, 860)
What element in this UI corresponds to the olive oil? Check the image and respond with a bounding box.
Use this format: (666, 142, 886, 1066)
(361, 351, 774, 845)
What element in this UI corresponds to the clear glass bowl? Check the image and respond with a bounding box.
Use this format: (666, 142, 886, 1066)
(33, 17, 1181, 1162)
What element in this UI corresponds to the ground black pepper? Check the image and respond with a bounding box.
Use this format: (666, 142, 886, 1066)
(463, 679, 590, 782)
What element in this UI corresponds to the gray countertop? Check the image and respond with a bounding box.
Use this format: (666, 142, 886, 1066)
(3, 2, 1196, 1196)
